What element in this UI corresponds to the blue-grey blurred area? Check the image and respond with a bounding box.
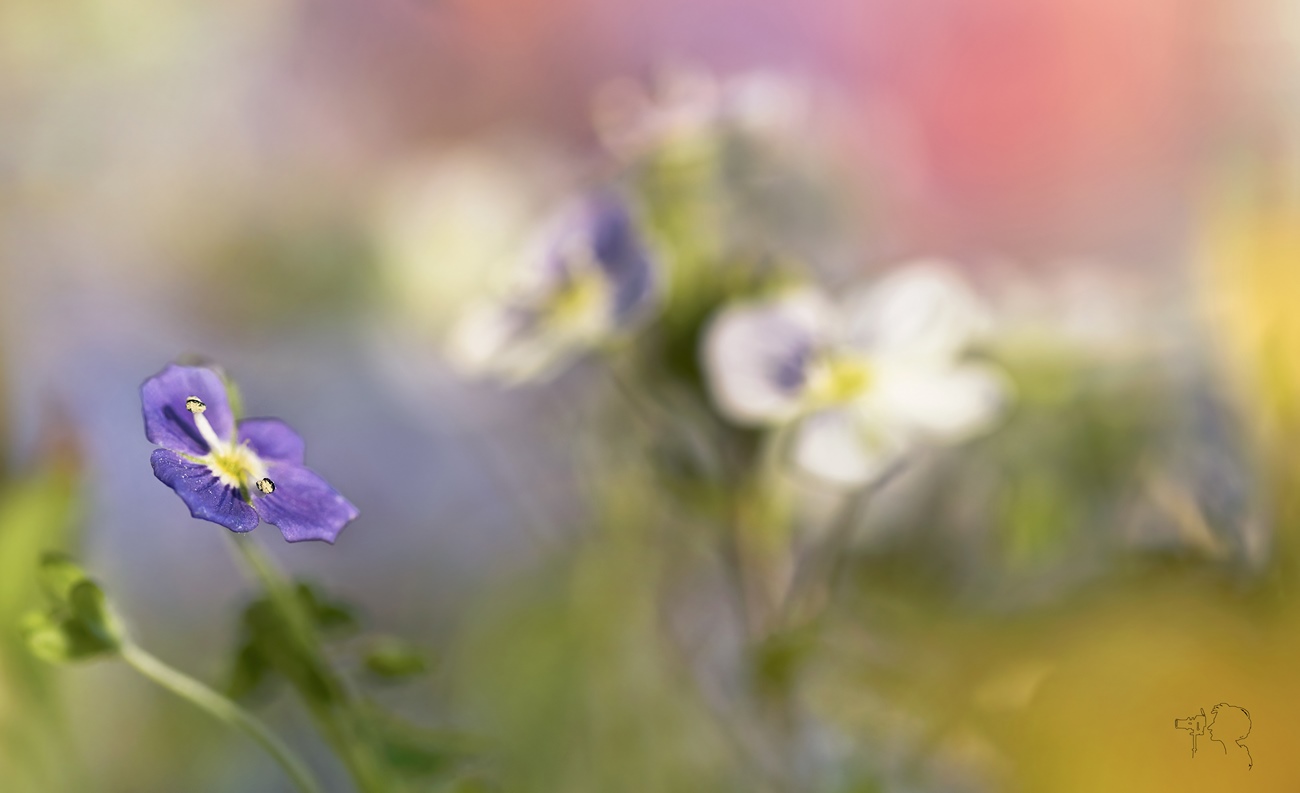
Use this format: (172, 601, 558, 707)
(4, 0, 1300, 791)
(0, 5, 578, 782)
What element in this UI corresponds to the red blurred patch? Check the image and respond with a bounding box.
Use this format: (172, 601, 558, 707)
(831, 0, 1211, 247)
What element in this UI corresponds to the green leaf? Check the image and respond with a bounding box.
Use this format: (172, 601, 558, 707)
(0, 450, 84, 790)
(366, 710, 478, 780)
(294, 582, 360, 638)
(21, 609, 117, 664)
(21, 558, 124, 665)
(227, 596, 338, 705)
(225, 581, 357, 704)
(0, 466, 81, 620)
(362, 637, 430, 682)
(226, 641, 272, 702)
(36, 553, 91, 604)
(68, 580, 123, 644)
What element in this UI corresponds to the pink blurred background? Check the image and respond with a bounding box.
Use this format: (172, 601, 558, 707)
(285, 0, 1250, 252)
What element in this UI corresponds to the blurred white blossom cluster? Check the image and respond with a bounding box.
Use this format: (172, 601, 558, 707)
(371, 68, 1011, 489)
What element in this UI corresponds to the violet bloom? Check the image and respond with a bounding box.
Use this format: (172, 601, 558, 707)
(142, 364, 359, 543)
(449, 192, 661, 383)
(703, 262, 1011, 486)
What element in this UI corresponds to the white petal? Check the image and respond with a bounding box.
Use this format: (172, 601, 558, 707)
(723, 72, 810, 140)
(447, 303, 520, 373)
(447, 303, 580, 384)
(791, 407, 904, 487)
(843, 260, 992, 362)
(372, 145, 565, 335)
(869, 362, 1011, 441)
(702, 289, 832, 425)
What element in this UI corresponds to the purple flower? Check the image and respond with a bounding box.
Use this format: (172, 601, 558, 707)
(448, 191, 662, 383)
(142, 364, 359, 543)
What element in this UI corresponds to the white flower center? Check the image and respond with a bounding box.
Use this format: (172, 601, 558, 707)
(186, 396, 271, 495)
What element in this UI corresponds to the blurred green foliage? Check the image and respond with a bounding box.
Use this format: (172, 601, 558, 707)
(843, 343, 1264, 610)
(23, 553, 124, 664)
(450, 503, 740, 793)
(0, 450, 84, 792)
(227, 581, 360, 703)
(225, 569, 474, 790)
(362, 636, 431, 683)
(193, 209, 379, 331)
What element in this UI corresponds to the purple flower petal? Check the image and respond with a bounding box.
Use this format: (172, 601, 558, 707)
(535, 193, 657, 323)
(584, 193, 657, 321)
(702, 289, 829, 424)
(237, 418, 306, 465)
(150, 449, 259, 532)
(253, 462, 359, 544)
(141, 365, 236, 455)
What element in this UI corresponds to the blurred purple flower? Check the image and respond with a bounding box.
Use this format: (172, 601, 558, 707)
(142, 364, 359, 543)
(449, 191, 661, 383)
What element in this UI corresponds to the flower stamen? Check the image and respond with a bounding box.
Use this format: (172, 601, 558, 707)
(183, 395, 269, 491)
(185, 395, 226, 452)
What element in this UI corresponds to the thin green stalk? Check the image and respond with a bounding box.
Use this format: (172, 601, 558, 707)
(226, 535, 394, 793)
(776, 460, 906, 632)
(119, 641, 323, 793)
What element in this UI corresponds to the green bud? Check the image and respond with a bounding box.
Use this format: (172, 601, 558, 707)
(37, 552, 91, 603)
(22, 555, 124, 664)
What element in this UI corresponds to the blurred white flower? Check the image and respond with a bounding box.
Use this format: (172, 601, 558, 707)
(372, 142, 572, 340)
(592, 65, 813, 161)
(447, 192, 662, 384)
(990, 258, 1171, 358)
(703, 262, 1011, 486)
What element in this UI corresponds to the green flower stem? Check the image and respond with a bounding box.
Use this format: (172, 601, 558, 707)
(119, 641, 323, 793)
(775, 461, 904, 632)
(227, 535, 394, 793)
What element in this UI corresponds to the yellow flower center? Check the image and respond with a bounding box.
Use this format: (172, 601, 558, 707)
(205, 441, 269, 492)
(545, 267, 610, 331)
(186, 396, 270, 494)
(806, 354, 874, 405)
